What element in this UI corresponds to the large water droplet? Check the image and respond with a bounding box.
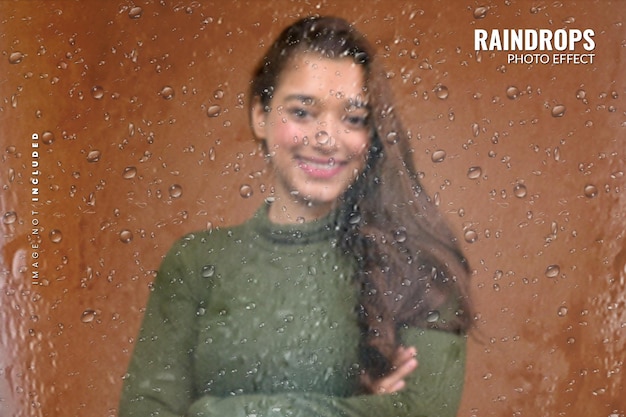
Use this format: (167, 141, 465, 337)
(583, 184, 598, 198)
(506, 86, 520, 100)
(575, 89, 586, 100)
(91, 86, 104, 100)
(426, 310, 440, 323)
(551, 105, 566, 117)
(81, 309, 98, 323)
(557, 306, 568, 317)
(9, 51, 24, 64)
(464, 229, 478, 243)
(119, 229, 133, 243)
(431, 150, 446, 163)
(473, 6, 488, 19)
(433, 85, 449, 100)
(239, 184, 253, 198)
(467, 166, 482, 179)
(545, 264, 560, 278)
(50, 229, 63, 243)
(169, 184, 183, 199)
(201, 265, 215, 278)
(3, 211, 17, 225)
(207, 105, 221, 117)
(42, 131, 55, 145)
(513, 183, 527, 198)
(160, 86, 174, 100)
(128, 6, 143, 18)
(471, 123, 480, 137)
(122, 166, 137, 179)
(86, 150, 101, 162)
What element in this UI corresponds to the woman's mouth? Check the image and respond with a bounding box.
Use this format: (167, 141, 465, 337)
(296, 156, 345, 179)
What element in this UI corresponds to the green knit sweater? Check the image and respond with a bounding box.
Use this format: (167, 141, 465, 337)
(119, 204, 466, 417)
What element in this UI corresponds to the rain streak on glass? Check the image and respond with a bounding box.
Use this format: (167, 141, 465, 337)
(239, 184, 253, 198)
(431, 150, 446, 163)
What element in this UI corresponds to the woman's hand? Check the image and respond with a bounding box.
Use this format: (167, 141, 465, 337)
(361, 346, 418, 395)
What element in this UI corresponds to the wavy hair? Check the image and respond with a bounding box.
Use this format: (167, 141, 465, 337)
(250, 16, 472, 380)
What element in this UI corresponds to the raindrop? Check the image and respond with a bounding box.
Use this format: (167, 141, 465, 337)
(393, 228, 407, 243)
(128, 6, 143, 19)
(201, 265, 215, 278)
(169, 184, 183, 199)
(513, 183, 527, 198)
(583, 184, 598, 198)
(464, 229, 478, 243)
(426, 310, 440, 323)
(557, 306, 568, 317)
(81, 309, 97, 323)
(49, 229, 63, 243)
(551, 105, 566, 118)
(433, 85, 449, 99)
(160, 86, 174, 100)
(207, 105, 221, 117)
(239, 184, 253, 198)
(575, 89, 586, 100)
(315, 131, 333, 146)
(91, 86, 104, 100)
(431, 149, 446, 163)
(506, 86, 520, 100)
(385, 131, 398, 144)
(467, 166, 482, 179)
(3, 211, 17, 225)
(545, 264, 560, 278)
(213, 89, 224, 99)
(471, 123, 480, 137)
(119, 229, 133, 243)
(473, 6, 488, 19)
(122, 166, 137, 179)
(9, 51, 24, 64)
(86, 150, 101, 162)
(42, 131, 55, 145)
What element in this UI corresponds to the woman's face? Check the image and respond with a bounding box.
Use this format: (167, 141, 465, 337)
(252, 52, 370, 222)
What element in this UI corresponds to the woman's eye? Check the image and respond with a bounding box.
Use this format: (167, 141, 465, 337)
(344, 114, 368, 127)
(288, 107, 310, 119)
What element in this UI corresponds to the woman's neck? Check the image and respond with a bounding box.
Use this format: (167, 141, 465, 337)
(267, 196, 335, 225)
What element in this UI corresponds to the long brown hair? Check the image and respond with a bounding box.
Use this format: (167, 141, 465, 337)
(250, 16, 472, 379)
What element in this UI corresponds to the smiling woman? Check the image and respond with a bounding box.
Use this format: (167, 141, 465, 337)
(119, 16, 472, 417)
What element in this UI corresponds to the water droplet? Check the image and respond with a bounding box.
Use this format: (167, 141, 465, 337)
(467, 166, 482, 179)
(207, 105, 221, 117)
(575, 89, 586, 100)
(557, 306, 568, 317)
(583, 184, 598, 198)
(42, 131, 55, 144)
(471, 123, 480, 137)
(426, 310, 440, 323)
(81, 309, 97, 323)
(213, 89, 224, 99)
(49, 229, 63, 243)
(128, 6, 143, 19)
(3, 211, 17, 225)
(431, 149, 446, 163)
(464, 229, 478, 243)
(545, 264, 560, 278)
(473, 6, 488, 19)
(9, 51, 24, 64)
(91, 86, 104, 100)
(122, 166, 137, 179)
(506, 86, 520, 99)
(513, 183, 527, 198)
(86, 150, 101, 162)
(385, 131, 398, 144)
(169, 184, 183, 199)
(433, 84, 449, 99)
(119, 229, 133, 243)
(393, 228, 407, 243)
(201, 265, 215, 278)
(239, 184, 253, 198)
(551, 105, 566, 118)
(160, 86, 174, 100)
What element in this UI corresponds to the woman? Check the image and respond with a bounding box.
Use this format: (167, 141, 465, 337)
(120, 16, 472, 417)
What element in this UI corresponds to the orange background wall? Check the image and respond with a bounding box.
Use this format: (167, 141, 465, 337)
(1, 1, 624, 416)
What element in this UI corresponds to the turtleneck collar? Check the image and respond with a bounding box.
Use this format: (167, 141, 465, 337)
(249, 202, 339, 246)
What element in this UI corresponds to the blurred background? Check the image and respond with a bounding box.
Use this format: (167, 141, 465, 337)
(1, 1, 624, 416)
